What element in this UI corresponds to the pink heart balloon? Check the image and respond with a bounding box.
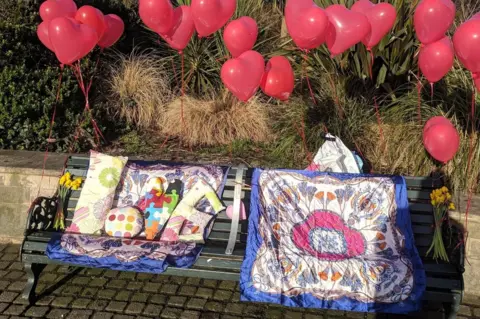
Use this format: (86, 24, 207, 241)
(285, 0, 329, 50)
(160, 6, 195, 53)
(260, 56, 295, 101)
(325, 5, 371, 57)
(191, 0, 236, 37)
(423, 121, 459, 163)
(221, 50, 265, 102)
(352, 1, 397, 50)
(98, 14, 125, 49)
(419, 36, 454, 83)
(139, 0, 175, 35)
(224, 17, 258, 58)
(75, 6, 107, 41)
(39, 0, 77, 22)
(48, 17, 98, 65)
(37, 21, 55, 52)
(414, 0, 456, 44)
(453, 19, 480, 73)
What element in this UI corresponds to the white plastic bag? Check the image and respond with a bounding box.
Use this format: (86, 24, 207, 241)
(307, 133, 361, 173)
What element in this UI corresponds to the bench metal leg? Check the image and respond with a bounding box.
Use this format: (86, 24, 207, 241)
(22, 263, 46, 305)
(444, 302, 459, 319)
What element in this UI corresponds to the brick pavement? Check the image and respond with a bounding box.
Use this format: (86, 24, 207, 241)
(1, 243, 479, 319)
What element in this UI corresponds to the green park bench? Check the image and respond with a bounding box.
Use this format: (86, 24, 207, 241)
(20, 156, 465, 318)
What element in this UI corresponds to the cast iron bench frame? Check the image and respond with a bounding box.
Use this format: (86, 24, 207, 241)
(20, 156, 464, 318)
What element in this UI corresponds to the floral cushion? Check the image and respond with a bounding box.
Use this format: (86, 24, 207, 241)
(105, 207, 143, 238)
(68, 151, 128, 235)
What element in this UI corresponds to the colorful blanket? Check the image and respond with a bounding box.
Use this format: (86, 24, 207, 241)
(241, 169, 426, 313)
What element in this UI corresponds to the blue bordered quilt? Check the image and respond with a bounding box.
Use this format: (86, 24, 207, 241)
(240, 169, 426, 313)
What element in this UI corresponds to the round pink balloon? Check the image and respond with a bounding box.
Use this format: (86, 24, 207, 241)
(40, 0, 77, 22)
(475, 74, 480, 91)
(221, 50, 265, 102)
(37, 21, 55, 52)
(423, 116, 453, 136)
(139, 0, 174, 35)
(453, 19, 480, 73)
(260, 56, 295, 101)
(325, 5, 371, 57)
(191, 0, 236, 37)
(224, 17, 258, 58)
(285, 0, 329, 50)
(352, 1, 397, 50)
(414, 0, 456, 44)
(48, 17, 98, 65)
(98, 14, 124, 48)
(419, 37, 454, 83)
(160, 6, 195, 53)
(423, 121, 460, 163)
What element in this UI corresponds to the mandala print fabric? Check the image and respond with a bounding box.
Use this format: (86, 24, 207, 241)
(241, 169, 426, 314)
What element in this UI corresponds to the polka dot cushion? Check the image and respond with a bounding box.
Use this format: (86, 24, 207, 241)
(104, 207, 143, 238)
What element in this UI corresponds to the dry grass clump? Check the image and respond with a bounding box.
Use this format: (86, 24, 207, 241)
(109, 52, 172, 129)
(161, 95, 273, 146)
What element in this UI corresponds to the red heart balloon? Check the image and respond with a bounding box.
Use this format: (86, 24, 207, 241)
(160, 6, 195, 53)
(224, 17, 258, 58)
(39, 0, 77, 22)
(423, 116, 453, 136)
(139, 0, 175, 35)
(75, 6, 107, 41)
(260, 56, 294, 101)
(423, 120, 459, 163)
(352, 1, 397, 50)
(221, 50, 265, 102)
(191, 0, 236, 37)
(48, 17, 98, 65)
(326, 5, 371, 57)
(98, 14, 125, 49)
(285, 0, 329, 50)
(414, 0, 455, 44)
(37, 21, 55, 52)
(419, 36, 454, 83)
(453, 19, 480, 73)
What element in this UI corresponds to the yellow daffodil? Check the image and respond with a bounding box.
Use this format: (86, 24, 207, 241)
(65, 172, 71, 181)
(65, 180, 72, 188)
(446, 193, 452, 200)
(449, 202, 456, 210)
(431, 200, 436, 206)
(441, 186, 448, 193)
(59, 175, 66, 186)
(72, 185, 79, 191)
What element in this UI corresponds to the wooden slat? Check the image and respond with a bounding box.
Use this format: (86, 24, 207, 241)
(424, 263, 460, 275)
(407, 190, 431, 201)
(409, 203, 433, 213)
(404, 176, 443, 189)
(411, 214, 433, 224)
(413, 225, 433, 234)
(426, 277, 462, 290)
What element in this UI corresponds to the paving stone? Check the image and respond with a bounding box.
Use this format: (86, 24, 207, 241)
(7, 281, 25, 292)
(1, 254, 18, 261)
(179, 286, 198, 297)
(137, 273, 154, 281)
(284, 311, 304, 319)
(89, 299, 109, 311)
(325, 310, 347, 317)
(44, 264, 58, 272)
(56, 266, 73, 274)
(474, 308, 480, 317)
(143, 304, 164, 317)
(4, 246, 19, 253)
(143, 282, 162, 293)
(90, 278, 108, 287)
(61, 285, 82, 296)
(161, 284, 179, 295)
(0, 281, 9, 291)
(0, 291, 18, 303)
(24, 306, 49, 318)
(218, 281, 236, 291)
(0, 315, 7, 319)
(168, 277, 186, 285)
(305, 314, 324, 319)
(92, 312, 114, 319)
(221, 315, 238, 319)
(224, 303, 246, 315)
(131, 292, 150, 303)
(39, 273, 58, 283)
(0, 262, 10, 270)
(347, 312, 367, 318)
(51, 296, 73, 308)
(187, 298, 207, 310)
(125, 281, 144, 291)
(205, 301, 224, 312)
(213, 290, 232, 302)
(0, 272, 6, 279)
(185, 278, 201, 286)
(182, 310, 201, 319)
(161, 307, 183, 318)
(118, 271, 136, 280)
(150, 294, 168, 305)
(168, 296, 188, 307)
(115, 290, 132, 301)
(458, 305, 472, 317)
(7, 262, 24, 271)
(80, 287, 98, 297)
(231, 292, 241, 301)
(5, 271, 23, 280)
(0, 303, 8, 313)
(66, 309, 93, 319)
(71, 298, 91, 309)
(196, 287, 214, 299)
(106, 301, 128, 313)
(2, 304, 27, 315)
(107, 279, 127, 289)
(113, 315, 135, 319)
(125, 302, 146, 315)
(35, 283, 46, 294)
(46, 308, 70, 318)
(12, 295, 30, 305)
(103, 270, 120, 278)
(152, 275, 172, 283)
(97, 289, 117, 299)
(71, 276, 91, 286)
(266, 308, 283, 319)
(0, 245, 5, 252)
(35, 295, 55, 306)
(84, 268, 104, 276)
(200, 313, 220, 319)
(201, 280, 218, 289)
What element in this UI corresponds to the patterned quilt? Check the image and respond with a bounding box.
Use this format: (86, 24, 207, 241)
(240, 169, 426, 313)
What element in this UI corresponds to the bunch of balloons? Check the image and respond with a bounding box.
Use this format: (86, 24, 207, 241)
(415, 0, 455, 85)
(423, 116, 460, 163)
(454, 13, 480, 91)
(37, 0, 124, 65)
(285, 0, 396, 57)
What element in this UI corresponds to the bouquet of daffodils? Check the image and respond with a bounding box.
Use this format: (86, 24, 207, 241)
(54, 172, 83, 230)
(427, 186, 456, 262)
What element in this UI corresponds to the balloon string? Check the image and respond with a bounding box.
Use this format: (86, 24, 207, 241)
(328, 75, 344, 119)
(368, 49, 374, 80)
(37, 65, 65, 198)
(430, 83, 434, 101)
(374, 96, 384, 143)
(294, 115, 313, 164)
(302, 54, 317, 105)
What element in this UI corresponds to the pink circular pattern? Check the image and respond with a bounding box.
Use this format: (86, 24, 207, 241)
(118, 214, 125, 221)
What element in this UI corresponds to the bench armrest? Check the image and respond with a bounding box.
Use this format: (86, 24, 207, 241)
(24, 197, 58, 236)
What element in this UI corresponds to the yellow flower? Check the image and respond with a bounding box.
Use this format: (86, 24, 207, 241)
(72, 185, 79, 191)
(441, 186, 448, 193)
(59, 175, 66, 186)
(431, 200, 437, 206)
(449, 202, 456, 210)
(65, 172, 71, 181)
(446, 193, 452, 200)
(65, 180, 72, 188)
